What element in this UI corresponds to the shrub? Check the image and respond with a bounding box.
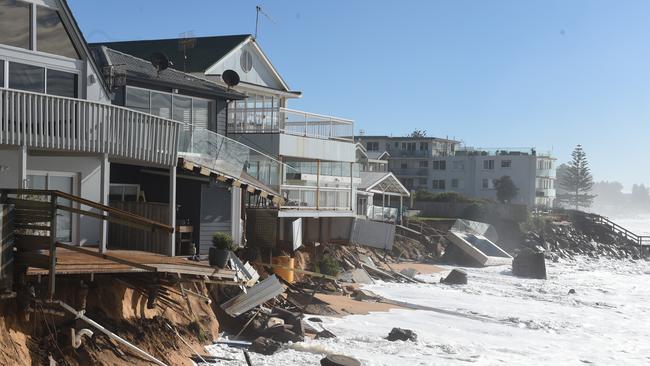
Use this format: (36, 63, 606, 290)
(461, 203, 487, 221)
(414, 190, 477, 203)
(315, 254, 341, 277)
(212, 232, 236, 251)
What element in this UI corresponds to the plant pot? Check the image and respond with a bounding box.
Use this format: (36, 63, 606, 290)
(209, 248, 231, 268)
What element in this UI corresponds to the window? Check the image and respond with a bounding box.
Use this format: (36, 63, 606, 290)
(418, 178, 427, 186)
(0, 0, 31, 50)
(386, 143, 391, 151)
(9, 62, 45, 93)
(451, 178, 462, 189)
(193, 99, 210, 130)
(483, 160, 495, 170)
(0, 61, 4, 87)
(367, 142, 379, 151)
(172, 95, 192, 124)
(419, 160, 428, 168)
(400, 163, 408, 169)
(420, 142, 428, 151)
(482, 178, 489, 189)
(432, 160, 446, 170)
(394, 142, 399, 148)
(240, 50, 253, 72)
(36, 5, 79, 59)
(150, 92, 172, 119)
(432, 179, 446, 190)
(501, 160, 512, 168)
(109, 184, 140, 202)
(452, 161, 465, 170)
(402, 142, 416, 151)
(46, 69, 77, 97)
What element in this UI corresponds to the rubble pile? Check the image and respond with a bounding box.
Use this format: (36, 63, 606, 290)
(522, 220, 645, 261)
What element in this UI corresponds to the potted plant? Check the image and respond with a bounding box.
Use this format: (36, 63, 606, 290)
(209, 232, 236, 268)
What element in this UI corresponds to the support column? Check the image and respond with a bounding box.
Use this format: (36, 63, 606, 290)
(399, 196, 404, 225)
(99, 154, 109, 253)
(18, 145, 27, 188)
(168, 166, 177, 256)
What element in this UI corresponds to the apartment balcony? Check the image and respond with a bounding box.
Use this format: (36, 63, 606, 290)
(281, 185, 353, 212)
(535, 188, 556, 198)
(228, 107, 354, 142)
(536, 169, 556, 178)
(0, 88, 180, 167)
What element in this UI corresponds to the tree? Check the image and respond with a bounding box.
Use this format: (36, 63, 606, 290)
(408, 129, 427, 138)
(556, 145, 596, 210)
(631, 184, 650, 208)
(493, 175, 518, 203)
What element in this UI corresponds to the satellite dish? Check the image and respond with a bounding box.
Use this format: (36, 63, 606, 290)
(222, 69, 240, 88)
(150, 52, 170, 74)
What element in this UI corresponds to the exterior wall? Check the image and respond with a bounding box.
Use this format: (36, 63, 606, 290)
(279, 134, 356, 163)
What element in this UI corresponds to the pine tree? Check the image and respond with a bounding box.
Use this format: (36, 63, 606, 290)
(557, 145, 596, 210)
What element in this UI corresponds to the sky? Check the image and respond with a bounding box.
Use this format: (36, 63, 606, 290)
(68, 0, 650, 189)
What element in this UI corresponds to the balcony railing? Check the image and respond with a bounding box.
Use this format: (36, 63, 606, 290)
(228, 107, 354, 142)
(0, 89, 181, 166)
(178, 127, 298, 192)
(282, 185, 352, 211)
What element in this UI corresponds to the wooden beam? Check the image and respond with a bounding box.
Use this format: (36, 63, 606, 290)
(15, 252, 51, 269)
(56, 242, 158, 272)
(14, 234, 51, 251)
(199, 167, 211, 176)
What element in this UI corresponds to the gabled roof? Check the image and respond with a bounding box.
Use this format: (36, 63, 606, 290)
(367, 151, 390, 160)
(359, 172, 410, 197)
(91, 46, 244, 100)
(90, 35, 296, 93)
(91, 35, 251, 74)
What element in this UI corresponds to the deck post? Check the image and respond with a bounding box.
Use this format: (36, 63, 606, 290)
(99, 153, 109, 253)
(19, 145, 27, 188)
(399, 195, 403, 225)
(168, 166, 177, 256)
(48, 193, 57, 299)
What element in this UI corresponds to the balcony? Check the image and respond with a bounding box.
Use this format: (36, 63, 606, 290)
(228, 107, 353, 142)
(392, 168, 429, 177)
(0, 89, 180, 167)
(178, 127, 291, 192)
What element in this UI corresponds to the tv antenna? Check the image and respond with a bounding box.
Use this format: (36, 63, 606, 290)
(178, 31, 196, 72)
(255, 5, 275, 39)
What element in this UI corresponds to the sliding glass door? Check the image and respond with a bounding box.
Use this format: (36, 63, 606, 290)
(26, 171, 77, 242)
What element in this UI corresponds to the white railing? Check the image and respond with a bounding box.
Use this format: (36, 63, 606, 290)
(228, 106, 354, 142)
(281, 184, 352, 210)
(0, 89, 181, 166)
(280, 107, 354, 141)
(367, 205, 399, 222)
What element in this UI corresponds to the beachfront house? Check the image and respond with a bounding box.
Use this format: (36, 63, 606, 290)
(0, 0, 180, 253)
(96, 35, 359, 252)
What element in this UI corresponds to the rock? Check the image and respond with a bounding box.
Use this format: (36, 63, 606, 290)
(249, 337, 282, 355)
(387, 327, 417, 342)
(441, 269, 468, 285)
(568, 289, 576, 295)
(308, 317, 323, 322)
(353, 289, 382, 301)
(338, 268, 374, 284)
(316, 329, 337, 339)
(320, 354, 362, 366)
(512, 248, 547, 280)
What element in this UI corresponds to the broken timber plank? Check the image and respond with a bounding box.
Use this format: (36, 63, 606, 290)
(56, 243, 157, 272)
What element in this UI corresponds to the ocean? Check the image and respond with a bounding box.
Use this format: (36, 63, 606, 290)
(203, 218, 650, 365)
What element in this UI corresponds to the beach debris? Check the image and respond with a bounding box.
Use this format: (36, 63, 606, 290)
(243, 350, 253, 366)
(338, 268, 374, 284)
(249, 336, 282, 355)
(441, 268, 468, 285)
(445, 220, 513, 267)
(221, 275, 285, 317)
(353, 289, 382, 302)
(316, 329, 337, 339)
(320, 354, 362, 366)
(399, 268, 418, 278)
(266, 317, 284, 328)
(387, 327, 418, 342)
(512, 247, 547, 279)
(308, 317, 323, 322)
(568, 289, 576, 295)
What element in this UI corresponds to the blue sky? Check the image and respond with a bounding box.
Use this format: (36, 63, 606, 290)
(69, 0, 650, 189)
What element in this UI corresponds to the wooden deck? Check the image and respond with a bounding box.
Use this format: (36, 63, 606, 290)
(24, 248, 237, 280)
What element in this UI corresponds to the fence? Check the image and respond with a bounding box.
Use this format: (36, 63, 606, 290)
(108, 201, 170, 254)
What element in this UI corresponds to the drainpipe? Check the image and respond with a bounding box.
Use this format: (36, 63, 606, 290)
(57, 301, 167, 366)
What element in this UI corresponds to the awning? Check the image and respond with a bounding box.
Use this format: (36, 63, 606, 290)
(178, 157, 285, 205)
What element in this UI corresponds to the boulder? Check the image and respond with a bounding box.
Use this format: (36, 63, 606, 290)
(321, 354, 361, 366)
(512, 248, 547, 279)
(249, 337, 282, 355)
(316, 329, 337, 339)
(440, 268, 468, 285)
(386, 327, 417, 342)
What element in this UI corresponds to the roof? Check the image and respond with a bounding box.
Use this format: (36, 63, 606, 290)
(366, 151, 390, 160)
(91, 35, 251, 74)
(359, 172, 410, 197)
(92, 46, 244, 99)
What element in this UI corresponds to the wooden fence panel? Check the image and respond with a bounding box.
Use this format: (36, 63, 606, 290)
(108, 201, 170, 254)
